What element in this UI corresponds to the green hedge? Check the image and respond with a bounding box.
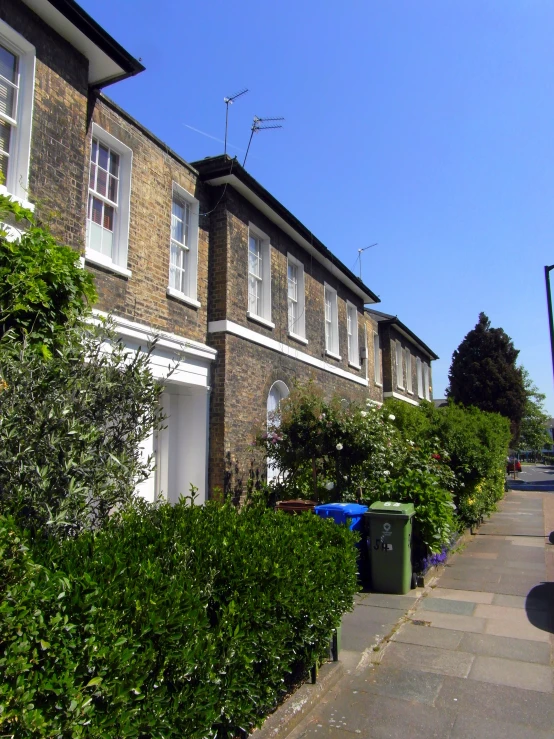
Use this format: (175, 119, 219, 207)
(385, 399, 510, 528)
(0, 500, 358, 738)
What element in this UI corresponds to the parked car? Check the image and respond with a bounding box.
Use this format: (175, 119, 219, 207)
(507, 459, 521, 473)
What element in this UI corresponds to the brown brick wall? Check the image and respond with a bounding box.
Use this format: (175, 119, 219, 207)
(380, 325, 434, 402)
(214, 189, 367, 379)
(208, 333, 371, 495)
(2, 0, 89, 250)
(87, 98, 209, 344)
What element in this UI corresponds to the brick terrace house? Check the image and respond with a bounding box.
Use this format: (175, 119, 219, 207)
(2, 0, 436, 503)
(191, 156, 381, 493)
(1, 0, 217, 504)
(366, 309, 438, 406)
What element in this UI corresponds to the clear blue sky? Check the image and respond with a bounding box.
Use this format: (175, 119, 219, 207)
(81, 0, 554, 414)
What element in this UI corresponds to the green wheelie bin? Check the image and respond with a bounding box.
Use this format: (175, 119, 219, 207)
(365, 501, 415, 594)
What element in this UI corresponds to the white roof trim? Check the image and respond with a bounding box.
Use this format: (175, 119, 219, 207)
(22, 0, 129, 85)
(92, 310, 217, 362)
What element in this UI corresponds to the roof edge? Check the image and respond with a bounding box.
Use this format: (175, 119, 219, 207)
(98, 95, 198, 175)
(23, 0, 144, 87)
(192, 155, 380, 306)
(366, 308, 439, 360)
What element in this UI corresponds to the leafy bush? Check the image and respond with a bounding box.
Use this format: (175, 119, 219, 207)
(257, 384, 456, 553)
(0, 321, 164, 537)
(385, 398, 510, 527)
(0, 193, 96, 358)
(1, 499, 358, 737)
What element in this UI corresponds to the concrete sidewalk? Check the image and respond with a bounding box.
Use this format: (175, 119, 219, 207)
(259, 490, 554, 739)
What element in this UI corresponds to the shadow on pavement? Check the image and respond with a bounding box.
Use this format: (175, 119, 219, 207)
(525, 583, 554, 634)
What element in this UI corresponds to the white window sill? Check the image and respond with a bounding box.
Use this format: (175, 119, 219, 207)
(397, 386, 405, 391)
(325, 349, 342, 361)
(349, 361, 362, 371)
(167, 287, 201, 309)
(85, 250, 132, 278)
(288, 331, 308, 345)
(247, 311, 275, 330)
(374, 381, 383, 388)
(0, 185, 35, 212)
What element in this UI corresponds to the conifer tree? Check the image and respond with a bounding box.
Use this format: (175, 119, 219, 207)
(447, 312, 526, 440)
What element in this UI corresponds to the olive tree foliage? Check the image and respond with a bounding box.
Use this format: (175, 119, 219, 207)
(447, 312, 526, 441)
(0, 192, 97, 358)
(0, 192, 166, 537)
(0, 322, 166, 537)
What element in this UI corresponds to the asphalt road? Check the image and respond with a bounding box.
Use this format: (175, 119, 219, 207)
(506, 464, 554, 491)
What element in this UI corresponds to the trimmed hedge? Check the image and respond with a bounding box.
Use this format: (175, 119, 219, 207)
(0, 500, 358, 738)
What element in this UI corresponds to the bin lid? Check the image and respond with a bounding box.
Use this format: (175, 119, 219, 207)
(367, 501, 415, 516)
(315, 503, 368, 515)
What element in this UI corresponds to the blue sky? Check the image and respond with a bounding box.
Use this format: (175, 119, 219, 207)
(82, 0, 554, 413)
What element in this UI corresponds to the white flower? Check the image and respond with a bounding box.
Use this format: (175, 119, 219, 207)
(325, 481, 335, 491)
(360, 411, 367, 418)
(336, 443, 343, 451)
(388, 414, 396, 421)
(383, 470, 390, 477)
(408, 440, 415, 446)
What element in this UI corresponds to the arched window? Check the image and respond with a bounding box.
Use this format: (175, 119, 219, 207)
(267, 381, 289, 482)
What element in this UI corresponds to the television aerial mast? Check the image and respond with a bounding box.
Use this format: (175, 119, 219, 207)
(357, 243, 378, 281)
(243, 115, 284, 167)
(223, 88, 248, 156)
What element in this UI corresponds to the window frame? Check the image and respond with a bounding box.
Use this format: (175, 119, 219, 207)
(373, 331, 381, 385)
(0, 20, 35, 207)
(247, 223, 273, 328)
(287, 253, 306, 343)
(417, 357, 424, 398)
(346, 301, 360, 368)
(85, 124, 132, 277)
(423, 362, 430, 400)
(395, 340, 404, 389)
(324, 283, 340, 359)
(166, 182, 200, 308)
(405, 349, 413, 394)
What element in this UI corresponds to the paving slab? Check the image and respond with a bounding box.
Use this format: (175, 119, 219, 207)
(449, 712, 554, 739)
(391, 622, 464, 650)
(349, 665, 444, 706)
(436, 573, 502, 588)
(421, 597, 476, 616)
(435, 675, 554, 732)
(430, 587, 494, 604)
(507, 536, 547, 548)
(474, 602, 544, 622)
(484, 615, 551, 642)
(459, 631, 552, 665)
(468, 654, 553, 693)
(383, 641, 474, 678)
(354, 592, 419, 610)
(340, 606, 402, 653)
(298, 691, 457, 739)
(414, 609, 486, 633)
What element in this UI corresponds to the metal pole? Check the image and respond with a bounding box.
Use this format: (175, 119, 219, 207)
(545, 265, 554, 385)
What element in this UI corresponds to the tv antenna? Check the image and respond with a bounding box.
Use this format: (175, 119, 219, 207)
(224, 88, 248, 156)
(356, 243, 378, 280)
(243, 115, 284, 167)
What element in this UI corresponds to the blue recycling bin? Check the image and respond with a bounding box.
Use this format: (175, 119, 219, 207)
(314, 502, 368, 531)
